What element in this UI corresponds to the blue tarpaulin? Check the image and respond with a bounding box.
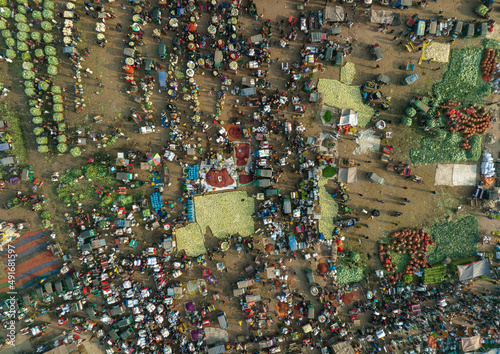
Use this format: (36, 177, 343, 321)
(289, 236, 298, 252)
(187, 199, 195, 222)
(187, 165, 199, 180)
(150, 191, 163, 211)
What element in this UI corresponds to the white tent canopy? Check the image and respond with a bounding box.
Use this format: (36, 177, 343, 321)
(339, 108, 358, 126)
(324, 6, 345, 22)
(458, 259, 491, 281)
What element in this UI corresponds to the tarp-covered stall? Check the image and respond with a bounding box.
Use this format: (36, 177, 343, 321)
(461, 335, 482, 352)
(370, 10, 395, 24)
(323, 6, 345, 23)
(332, 341, 355, 354)
(338, 167, 357, 183)
(458, 259, 491, 281)
(338, 108, 358, 126)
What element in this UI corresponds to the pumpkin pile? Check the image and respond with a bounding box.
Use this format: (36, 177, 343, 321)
(378, 228, 435, 284)
(480, 48, 497, 81)
(440, 101, 460, 107)
(446, 106, 492, 140)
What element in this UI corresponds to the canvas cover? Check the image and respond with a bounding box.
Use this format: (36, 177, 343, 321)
(323, 6, 345, 22)
(462, 335, 481, 352)
(332, 341, 355, 354)
(338, 108, 358, 126)
(370, 10, 394, 24)
(338, 167, 357, 183)
(458, 259, 491, 281)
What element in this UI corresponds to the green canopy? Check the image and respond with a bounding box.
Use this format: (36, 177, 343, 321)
(21, 52, 31, 61)
(51, 86, 61, 94)
(0, 21, 6, 30)
(0, 8, 11, 18)
(32, 10, 42, 20)
(17, 23, 30, 32)
(53, 113, 63, 121)
(25, 88, 36, 97)
(17, 41, 28, 51)
(70, 147, 81, 157)
(17, 31, 28, 42)
(47, 65, 57, 76)
(57, 135, 67, 143)
(43, 0, 54, 10)
(41, 21, 52, 31)
(5, 38, 15, 48)
(34, 48, 44, 57)
(0, 0, 7, 6)
(47, 56, 58, 65)
(22, 70, 35, 80)
(29, 99, 39, 106)
(33, 127, 44, 136)
(43, 32, 53, 43)
(53, 95, 63, 104)
(53, 104, 63, 113)
(42, 10, 53, 19)
(57, 143, 68, 153)
(14, 13, 27, 23)
(1, 29, 11, 38)
(17, 5, 27, 14)
(36, 136, 47, 145)
(24, 81, 34, 88)
(22, 62, 33, 70)
(31, 32, 41, 40)
(38, 145, 49, 153)
(44, 45, 56, 56)
(30, 107, 41, 116)
(38, 81, 49, 91)
(33, 117, 43, 125)
(58, 123, 66, 132)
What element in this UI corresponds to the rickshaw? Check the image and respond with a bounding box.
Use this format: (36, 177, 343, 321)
(152, 7, 161, 24)
(370, 43, 383, 61)
(464, 22, 475, 38)
(414, 19, 425, 36)
(303, 78, 314, 93)
(476, 22, 488, 37)
(427, 19, 437, 35)
(324, 47, 334, 61)
(452, 20, 463, 38)
(402, 73, 419, 86)
(123, 48, 136, 58)
(158, 43, 166, 60)
(144, 59, 155, 74)
(334, 51, 344, 66)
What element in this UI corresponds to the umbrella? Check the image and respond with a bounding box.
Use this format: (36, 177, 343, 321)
(169, 18, 179, 27)
(63, 36, 72, 44)
(133, 5, 142, 13)
(217, 39, 225, 47)
(66, 2, 75, 9)
(207, 25, 216, 35)
(97, 33, 105, 41)
(317, 263, 328, 274)
(187, 34, 195, 42)
(229, 52, 238, 61)
(123, 65, 134, 73)
(186, 69, 194, 77)
(265, 244, 274, 253)
(132, 14, 141, 22)
(229, 17, 237, 25)
(41, 21, 52, 31)
(229, 61, 237, 71)
(147, 153, 161, 166)
(187, 42, 196, 50)
(186, 23, 196, 32)
(131, 23, 141, 32)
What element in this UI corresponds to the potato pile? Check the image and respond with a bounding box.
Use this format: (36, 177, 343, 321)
(446, 106, 492, 140)
(480, 48, 497, 80)
(378, 228, 435, 283)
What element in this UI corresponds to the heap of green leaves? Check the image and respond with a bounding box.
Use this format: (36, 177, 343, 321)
(409, 132, 481, 164)
(433, 47, 490, 104)
(426, 215, 479, 265)
(318, 179, 338, 239)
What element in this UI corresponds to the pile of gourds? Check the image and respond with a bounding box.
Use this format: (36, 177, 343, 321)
(379, 228, 435, 284)
(480, 48, 496, 80)
(460, 139, 471, 150)
(446, 106, 492, 139)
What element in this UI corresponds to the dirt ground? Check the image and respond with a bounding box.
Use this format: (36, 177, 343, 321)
(0, 0, 499, 351)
